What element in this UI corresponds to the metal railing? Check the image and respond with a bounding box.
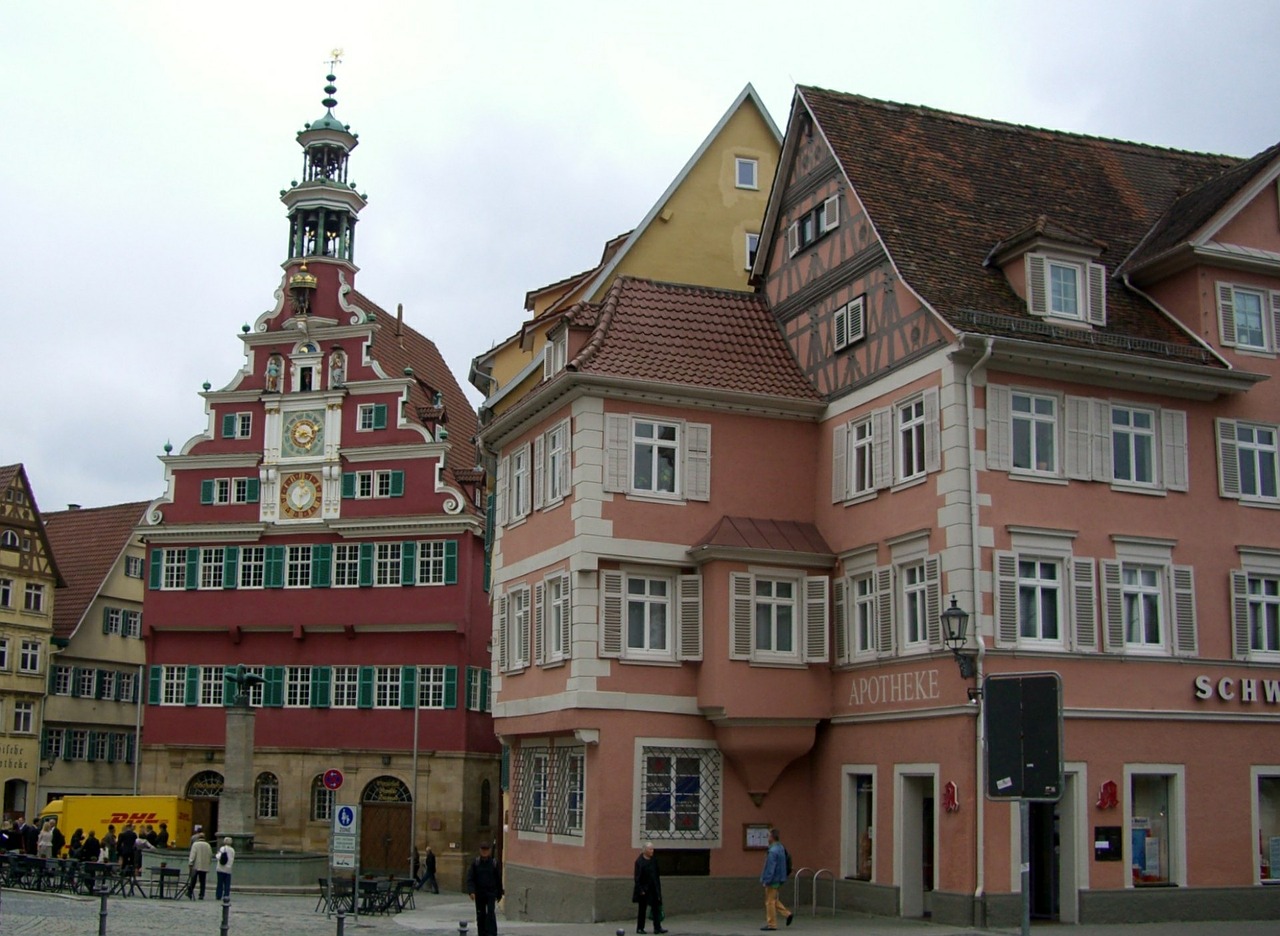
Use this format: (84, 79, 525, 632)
(791, 866, 836, 916)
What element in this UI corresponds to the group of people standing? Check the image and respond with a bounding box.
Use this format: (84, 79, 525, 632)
(183, 826, 235, 900)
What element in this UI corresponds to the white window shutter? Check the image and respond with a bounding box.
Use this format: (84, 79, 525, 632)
(848, 297, 865, 342)
(833, 577, 848, 664)
(517, 443, 532, 519)
(993, 551, 1019, 647)
(685, 423, 711, 502)
(787, 222, 800, 257)
(1064, 396, 1092, 480)
(1086, 262, 1107, 326)
(923, 557, 942, 648)
(1230, 570, 1251, 659)
(986, 385, 1011, 471)
(872, 408, 893, 488)
(1026, 254, 1049, 316)
(557, 419, 572, 497)
(1160, 409, 1189, 492)
(923, 388, 941, 475)
(730, 572, 754, 660)
(1091, 400, 1113, 483)
(1217, 282, 1237, 346)
(1216, 418, 1241, 498)
(804, 576, 830, 663)
(542, 346, 553, 380)
(600, 571, 623, 658)
(496, 456, 509, 527)
(533, 582, 545, 664)
(833, 304, 849, 350)
(559, 573, 572, 661)
(1100, 560, 1124, 653)
(604, 415, 629, 493)
(1270, 291, 1280, 352)
(875, 566, 894, 657)
(823, 195, 840, 232)
(1171, 565, 1197, 657)
(1070, 558, 1097, 652)
(533, 435, 545, 511)
(677, 575, 703, 661)
(495, 594, 508, 672)
(832, 422, 849, 503)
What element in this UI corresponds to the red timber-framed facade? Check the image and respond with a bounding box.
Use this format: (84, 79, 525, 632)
(484, 85, 1280, 927)
(139, 73, 496, 880)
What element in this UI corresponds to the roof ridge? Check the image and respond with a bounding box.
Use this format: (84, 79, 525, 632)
(799, 85, 1244, 163)
(617, 275, 766, 302)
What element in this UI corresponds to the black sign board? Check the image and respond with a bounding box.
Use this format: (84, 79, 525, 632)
(984, 672, 1063, 801)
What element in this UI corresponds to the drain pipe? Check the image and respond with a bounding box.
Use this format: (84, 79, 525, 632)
(963, 336, 994, 922)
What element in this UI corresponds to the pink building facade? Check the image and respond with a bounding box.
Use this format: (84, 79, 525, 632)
(484, 87, 1280, 927)
(140, 75, 496, 879)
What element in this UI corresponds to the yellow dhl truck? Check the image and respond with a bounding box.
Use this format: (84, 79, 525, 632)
(39, 795, 194, 851)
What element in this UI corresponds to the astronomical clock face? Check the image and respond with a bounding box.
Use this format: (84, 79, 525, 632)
(282, 409, 325, 458)
(280, 471, 322, 520)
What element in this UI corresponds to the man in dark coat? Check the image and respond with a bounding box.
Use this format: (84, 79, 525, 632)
(464, 841, 503, 936)
(21, 817, 39, 855)
(116, 823, 138, 874)
(633, 842, 667, 934)
(416, 843, 439, 893)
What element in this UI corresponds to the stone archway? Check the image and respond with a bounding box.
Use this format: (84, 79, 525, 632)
(360, 775, 411, 874)
(186, 770, 224, 839)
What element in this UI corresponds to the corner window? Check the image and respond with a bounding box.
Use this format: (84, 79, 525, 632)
(735, 157, 758, 190)
(730, 571, 827, 664)
(897, 397, 929, 482)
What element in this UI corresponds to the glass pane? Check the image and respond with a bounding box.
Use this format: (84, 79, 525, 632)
(649, 604, 667, 651)
(1132, 775, 1172, 885)
(1260, 776, 1280, 881)
(777, 606, 793, 653)
(627, 603, 646, 649)
(756, 606, 772, 650)
(1034, 422, 1055, 471)
(656, 447, 676, 493)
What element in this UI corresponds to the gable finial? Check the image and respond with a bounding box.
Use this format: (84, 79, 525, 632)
(321, 48, 344, 111)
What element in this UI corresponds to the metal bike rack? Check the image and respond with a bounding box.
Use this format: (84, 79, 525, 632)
(791, 867, 836, 917)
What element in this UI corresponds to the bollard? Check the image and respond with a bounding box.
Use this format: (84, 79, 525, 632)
(98, 883, 110, 936)
(459, 920, 470, 936)
(336, 909, 346, 936)
(617, 929, 626, 936)
(220, 894, 231, 936)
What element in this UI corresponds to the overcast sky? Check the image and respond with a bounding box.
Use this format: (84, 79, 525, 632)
(4, 0, 1280, 513)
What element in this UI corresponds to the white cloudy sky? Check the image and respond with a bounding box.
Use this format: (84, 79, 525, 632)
(4, 0, 1280, 512)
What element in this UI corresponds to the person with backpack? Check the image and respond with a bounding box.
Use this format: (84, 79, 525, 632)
(759, 827, 793, 930)
(215, 837, 236, 900)
(464, 841, 503, 936)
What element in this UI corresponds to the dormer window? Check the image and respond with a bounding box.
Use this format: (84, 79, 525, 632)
(543, 330, 567, 380)
(1026, 253, 1106, 326)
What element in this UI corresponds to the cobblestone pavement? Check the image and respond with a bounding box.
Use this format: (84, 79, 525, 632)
(3, 888, 1279, 936)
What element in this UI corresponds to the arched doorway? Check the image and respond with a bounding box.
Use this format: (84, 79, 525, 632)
(186, 770, 224, 839)
(4, 778, 28, 823)
(360, 775, 411, 875)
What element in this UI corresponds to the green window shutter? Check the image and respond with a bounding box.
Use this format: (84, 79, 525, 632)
(86, 731, 98, 763)
(400, 666, 416, 709)
(265, 546, 285, 588)
(389, 471, 405, 497)
(341, 473, 355, 499)
(95, 669, 106, 699)
(105, 733, 116, 763)
(444, 666, 458, 709)
(201, 480, 215, 504)
(47, 667, 58, 694)
(480, 669, 490, 712)
(401, 541, 417, 586)
(358, 543, 374, 587)
(445, 540, 458, 585)
(311, 666, 331, 708)
(185, 547, 199, 590)
(102, 606, 112, 634)
(223, 669, 236, 707)
(312, 543, 332, 588)
(148, 665, 163, 705)
(71, 667, 83, 698)
(357, 666, 374, 709)
(222, 413, 237, 438)
(223, 546, 239, 590)
(185, 665, 199, 706)
(265, 666, 285, 707)
(126, 733, 135, 765)
(373, 404, 388, 430)
(245, 478, 260, 503)
(149, 550, 163, 590)
(464, 668, 474, 711)
(114, 671, 124, 701)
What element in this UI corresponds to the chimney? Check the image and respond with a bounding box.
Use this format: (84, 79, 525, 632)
(67, 504, 81, 511)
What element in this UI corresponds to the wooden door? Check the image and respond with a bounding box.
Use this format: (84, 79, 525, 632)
(360, 802, 410, 875)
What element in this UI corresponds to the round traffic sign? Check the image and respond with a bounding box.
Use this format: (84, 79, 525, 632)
(323, 768, 344, 791)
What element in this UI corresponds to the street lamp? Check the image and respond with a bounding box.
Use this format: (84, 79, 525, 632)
(941, 596, 978, 680)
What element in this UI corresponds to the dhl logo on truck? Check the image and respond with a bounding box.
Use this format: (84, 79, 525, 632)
(106, 812, 161, 824)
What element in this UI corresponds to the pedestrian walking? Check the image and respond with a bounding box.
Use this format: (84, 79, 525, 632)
(465, 840, 503, 936)
(416, 842, 439, 893)
(215, 837, 236, 899)
(759, 828, 793, 931)
(186, 829, 212, 899)
(633, 842, 668, 934)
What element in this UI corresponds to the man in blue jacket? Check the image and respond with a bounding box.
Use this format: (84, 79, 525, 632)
(759, 828, 793, 930)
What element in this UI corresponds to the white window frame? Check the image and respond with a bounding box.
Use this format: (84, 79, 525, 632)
(634, 739, 722, 846)
(12, 700, 33, 734)
(119, 672, 136, 703)
(897, 396, 928, 483)
(565, 749, 586, 835)
(1011, 390, 1059, 475)
(1231, 550, 1280, 661)
(543, 331, 568, 379)
(1217, 282, 1280, 353)
(162, 548, 186, 590)
(373, 666, 400, 708)
(418, 665, 447, 708)
(730, 569, 828, 665)
(1026, 253, 1106, 325)
(416, 541, 447, 585)
(161, 665, 186, 705)
(0, 638, 8, 672)
(1218, 419, 1280, 504)
(530, 751, 550, 831)
(745, 232, 760, 270)
(1014, 557, 1066, 647)
(604, 414, 711, 503)
(124, 610, 141, 638)
(233, 478, 252, 504)
(23, 582, 45, 612)
(334, 543, 360, 587)
(286, 545, 312, 588)
(1110, 405, 1157, 488)
(18, 639, 40, 674)
(312, 776, 335, 822)
(100, 670, 117, 700)
(753, 576, 799, 661)
(1048, 259, 1083, 320)
(67, 728, 87, 758)
(735, 156, 758, 190)
(256, 772, 280, 820)
(236, 412, 252, 438)
(544, 419, 570, 506)
(199, 547, 225, 590)
(285, 666, 311, 707)
(374, 542, 402, 586)
(332, 666, 359, 708)
(546, 572, 571, 663)
(510, 444, 531, 521)
(625, 574, 673, 660)
(77, 667, 96, 698)
(507, 586, 531, 670)
(357, 404, 379, 431)
(850, 417, 874, 498)
(239, 546, 265, 589)
(1101, 539, 1194, 657)
(200, 666, 224, 706)
(1245, 572, 1280, 656)
(124, 556, 144, 578)
(214, 478, 231, 505)
(632, 419, 680, 496)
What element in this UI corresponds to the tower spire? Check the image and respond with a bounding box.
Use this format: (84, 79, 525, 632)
(281, 53, 366, 267)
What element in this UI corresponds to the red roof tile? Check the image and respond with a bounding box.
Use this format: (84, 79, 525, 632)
(43, 502, 149, 641)
(798, 87, 1243, 363)
(567, 278, 821, 401)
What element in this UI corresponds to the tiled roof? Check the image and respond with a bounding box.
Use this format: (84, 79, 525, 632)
(567, 277, 821, 401)
(798, 87, 1243, 362)
(1120, 141, 1280, 275)
(43, 502, 148, 641)
(347, 291, 482, 510)
(692, 516, 833, 556)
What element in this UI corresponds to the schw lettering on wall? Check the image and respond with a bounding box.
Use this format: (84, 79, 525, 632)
(1194, 675, 1280, 704)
